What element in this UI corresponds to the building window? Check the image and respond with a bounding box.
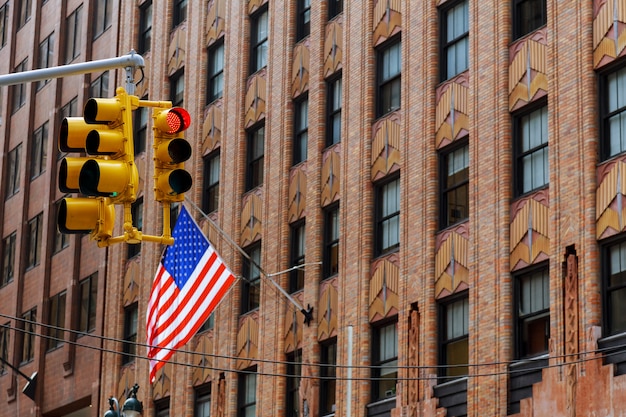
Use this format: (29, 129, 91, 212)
(440, 141, 469, 228)
(172, 0, 188, 29)
(1, 232, 15, 287)
(26, 213, 43, 269)
(328, 0, 343, 20)
(93, 0, 112, 39)
(0, 3, 8, 48)
(376, 38, 401, 117)
(6, 144, 22, 198)
(36, 33, 54, 90)
(21, 308, 36, 364)
(194, 384, 211, 417)
(170, 69, 184, 107)
(134, 103, 148, 155)
(515, 266, 550, 358)
(17, 0, 30, 29)
(65, 5, 82, 63)
(372, 320, 398, 401)
(203, 151, 220, 213)
(79, 273, 98, 334)
(241, 243, 261, 314)
(286, 350, 302, 417)
(513, 0, 546, 40)
(47, 291, 66, 351)
(250, 7, 268, 74)
(12, 59, 28, 113)
(155, 398, 170, 417)
(246, 124, 265, 191)
(326, 75, 342, 147)
(515, 104, 548, 196)
(53, 200, 70, 253)
(296, 0, 311, 41)
(375, 176, 400, 256)
(293, 96, 308, 165)
(602, 64, 626, 161)
(323, 204, 339, 279)
(207, 40, 224, 103)
(127, 198, 143, 259)
(289, 221, 306, 293)
(238, 369, 257, 417)
(198, 312, 215, 333)
(122, 303, 138, 364)
(319, 338, 337, 416)
(138, 1, 152, 54)
(90, 71, 109, 98)
(31, 122, 48, 179)
(0, 323, 8, 374)
(439, 295, 469, 381)
(440, 0, 468, 81)
(603, 240, 626, 335)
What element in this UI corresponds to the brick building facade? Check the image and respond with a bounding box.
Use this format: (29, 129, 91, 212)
(1, 1, 626, 416)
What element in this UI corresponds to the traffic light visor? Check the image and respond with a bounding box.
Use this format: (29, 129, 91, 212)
(84, 97, 122, 124)
(155, 107, 191, 134)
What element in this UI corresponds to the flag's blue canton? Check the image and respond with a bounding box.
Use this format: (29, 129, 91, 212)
(162, 207, 210, 290)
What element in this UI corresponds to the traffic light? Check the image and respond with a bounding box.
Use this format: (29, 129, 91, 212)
(57, 87, 138, 246)
(152, 106, 192, 203)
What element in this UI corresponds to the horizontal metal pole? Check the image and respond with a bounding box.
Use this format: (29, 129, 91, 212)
(0, 51, 144, 87)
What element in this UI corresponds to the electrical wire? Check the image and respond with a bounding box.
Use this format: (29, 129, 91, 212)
(1, 312, 624, 382)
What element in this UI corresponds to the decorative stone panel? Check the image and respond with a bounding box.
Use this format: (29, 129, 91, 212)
(167, 25, 186, 75)
(435, 73, 469, 149)
(371, 115, 401, 181)
(508, 28, 548, 111)
(244, 73, 267, 128)
(510, 189, 550, 271)
(122, 258, 140, 306)
(373, 0, 402, 46)
(321, 145, 340, 207)
(284, 292, 305, 352)
(202, 104, 223, 155)
(324, 20, 343, 77)
(288, 167, 307, 223)
(191, 333, 214, 386)
(151, 363, 172, 400)
(236, 313, 259, 369)
(247, 0, 267, 14)
(241, 192, 263, 246)
(593, 0, 626, 68)
(597, 157, 626, 239)
(292, 43, 310, 97)
(369, 256, 400, 322)
(318, 278, 338, 341)
(435, 223, 469, 299)
(206, 0, 226, 45)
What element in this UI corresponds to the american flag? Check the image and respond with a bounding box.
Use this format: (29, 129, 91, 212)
(146, 205, 235, 382)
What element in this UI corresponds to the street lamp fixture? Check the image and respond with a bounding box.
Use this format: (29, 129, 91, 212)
(104, 384, 143, 417)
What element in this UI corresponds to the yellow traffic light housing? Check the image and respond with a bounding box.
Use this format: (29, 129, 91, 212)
(57, 197, 115, 246)
(152, 107, 192, 202)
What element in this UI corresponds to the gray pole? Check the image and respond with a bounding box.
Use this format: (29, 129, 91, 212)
(0, 51, 144, 89)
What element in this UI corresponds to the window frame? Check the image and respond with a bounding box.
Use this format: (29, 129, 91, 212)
(328, 0, 343, 20)
(296, 0, 311, 41)
(36, 33, 54, 91)
(17, 0, 31, 29)
(170, 68, 185, 107)
(512, 0, 547, 40)
(513, 102, 549, 197)
(122, 302, 138, 365)
(21, 308, 37, 365)
(371, 319, 398, 401)
(31, 122, 48, 179)
(78, 273, 98, 334)
(53, 200, 69, 253)
(289, 220, 306, 293)
(286, 349, 302, 417)
(376, 37, 401, 118)
(0, 322, 8, 374)
(202, 150, 220, 214)
(127, 198, 143, 259)
(250, 6, 269, 74)
(0, 2, 8, 48)
(319, 338, 337, 416)
(47, 291, 66, 351)
(440, 0, 469, 81)
(172, 0, 188, 29)
(514, 264, 550, 359)
(12, 59, 28, 113)
(238, 368, 257, 417)
(194, 383, 212, 417)
(138, 1, 152, 54)
(26, 213, 43, 270)
(323, 203, 339, 279)
(293, 95, 309, 165)
(1, 232, 16, 287)
(246, 123, 265, 191)
(326, 73, 342, 147)
(602, 239, 626, 336)
(207, 39, 225, 104)
(241, 242, 262, 314)
(93, 0, 112, 39)
(439, 139, 469, 229)
(600, 62, 626, 161)
(6, 144, 22, 198)
(65, 5, 82, 64)
(438, 293, 469, 381)
(134, 102, 148, 155)
(375, 175, 400, 256)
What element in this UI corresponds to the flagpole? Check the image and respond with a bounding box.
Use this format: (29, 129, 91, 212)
(185, 198, 316, 324)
